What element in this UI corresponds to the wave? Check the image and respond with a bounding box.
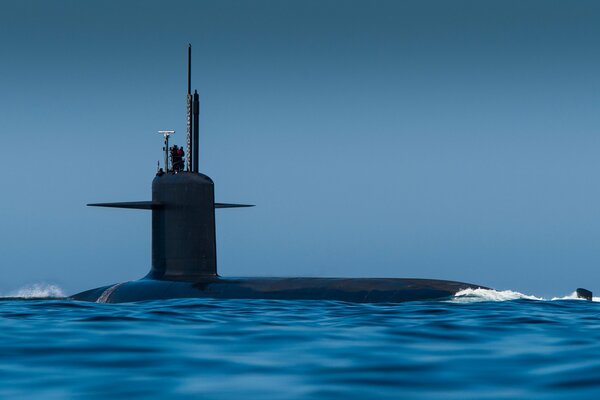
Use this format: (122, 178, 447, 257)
(1, 283, 65, 299)
(452, 288, 600, 303)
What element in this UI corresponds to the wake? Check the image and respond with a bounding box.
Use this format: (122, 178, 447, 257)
(452, 288, 600, 303)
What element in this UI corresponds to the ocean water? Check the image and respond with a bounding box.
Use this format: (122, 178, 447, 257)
(1, 287, 599, 399)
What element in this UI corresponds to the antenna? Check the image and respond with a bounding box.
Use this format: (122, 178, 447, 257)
(186, 44, 193, 172)
(187, 44, 191, 95)
(158, 130, 175, 172)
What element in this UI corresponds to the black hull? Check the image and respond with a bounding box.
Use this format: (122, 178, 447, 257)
(71, 277, 486, 304)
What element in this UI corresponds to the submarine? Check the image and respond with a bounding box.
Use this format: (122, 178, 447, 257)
(71, 46, 591, 303)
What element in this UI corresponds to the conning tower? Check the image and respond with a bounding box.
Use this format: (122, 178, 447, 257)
(150, 172, 217, 279)
(88, 45, 252, 281)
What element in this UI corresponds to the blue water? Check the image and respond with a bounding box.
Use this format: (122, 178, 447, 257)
(1, 291, 600, 399)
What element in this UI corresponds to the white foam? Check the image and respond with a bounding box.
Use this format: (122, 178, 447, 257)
(452, 288, 542, 302)
(550, 291, 582, 301)
(2, 283, 65, 299)
(452, 288, 600, 303)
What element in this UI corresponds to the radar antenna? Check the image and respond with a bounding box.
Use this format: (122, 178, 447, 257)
(158, 130, 175, 172)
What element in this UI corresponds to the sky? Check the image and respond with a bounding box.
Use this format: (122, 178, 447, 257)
(1, 0, 600, 297)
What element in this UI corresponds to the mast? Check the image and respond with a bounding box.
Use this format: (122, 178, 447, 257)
(186, 44, 192, 171)
(158, 130, 175, 172)
(193, 90, 199, 172)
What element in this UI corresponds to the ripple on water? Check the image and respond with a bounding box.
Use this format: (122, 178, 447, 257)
(0, 297, 598, 399)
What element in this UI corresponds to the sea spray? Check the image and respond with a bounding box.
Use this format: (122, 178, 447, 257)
(453, 288, 600, 302)
(2, 283, 65, 298)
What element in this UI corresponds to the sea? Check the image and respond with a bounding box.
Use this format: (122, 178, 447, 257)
(0, 285, 599, 399)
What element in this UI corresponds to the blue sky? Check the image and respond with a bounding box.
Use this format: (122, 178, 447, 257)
(1, 0, 600, 297)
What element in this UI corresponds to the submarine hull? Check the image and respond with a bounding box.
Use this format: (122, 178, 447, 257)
(71, 277, 485, 304)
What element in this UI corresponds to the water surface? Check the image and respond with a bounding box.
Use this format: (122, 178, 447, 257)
(0, 289, 599, 399)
